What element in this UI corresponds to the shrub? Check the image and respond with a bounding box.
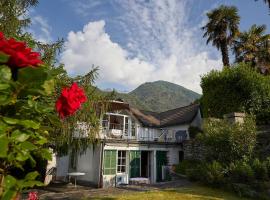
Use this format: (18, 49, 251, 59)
(188, 126, 202, 139)
(201, 63, 270, 124)
(186, 167, 203, 182)
(174, 159, 200, 175)
(198, 116, 257, 164)
(252, 159, 268, 181)
(264, 157, 270, 178)
(230, 183, 257, 198)
(229, 159, 254, 183)
(202, 161, 225, 187)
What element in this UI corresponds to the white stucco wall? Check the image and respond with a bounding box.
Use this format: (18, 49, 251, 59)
(56, 155, 69, 180)
(76, 145, 101, 185)
(167, 147, 182, 165)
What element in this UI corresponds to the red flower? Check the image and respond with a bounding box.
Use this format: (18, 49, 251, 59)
(27, 191, 38, 200)
(56, 83, 87, 118)
(0, 32, 42, 68)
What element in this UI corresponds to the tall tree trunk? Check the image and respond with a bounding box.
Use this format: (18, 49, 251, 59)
(220, 41, 230, 67)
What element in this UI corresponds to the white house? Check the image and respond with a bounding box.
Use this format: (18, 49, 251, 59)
(56, 100, 202, 187)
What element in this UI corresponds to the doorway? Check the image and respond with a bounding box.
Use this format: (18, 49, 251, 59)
(141, 151, 150, 178)
(179, 151, 184, 162)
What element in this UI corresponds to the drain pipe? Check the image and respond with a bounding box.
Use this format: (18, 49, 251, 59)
(98, 141, 104, 188)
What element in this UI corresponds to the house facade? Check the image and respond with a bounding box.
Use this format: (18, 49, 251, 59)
(56, 101, 202, 187)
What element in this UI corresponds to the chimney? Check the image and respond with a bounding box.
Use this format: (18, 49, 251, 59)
(223, 112, 245, 124)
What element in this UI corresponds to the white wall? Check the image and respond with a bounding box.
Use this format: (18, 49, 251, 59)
(167, 147, 182, 165)
(76, 145, 101, 185)
(56, 155, 69, 180)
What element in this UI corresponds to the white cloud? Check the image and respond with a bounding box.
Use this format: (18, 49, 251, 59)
(30, 15, 52, 43)
(61, 0, 222, 93)
(65, 0, 104, 17)
(61, 21, 155, 86)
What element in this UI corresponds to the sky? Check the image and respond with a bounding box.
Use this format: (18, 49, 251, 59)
(29, 0, 270, 94)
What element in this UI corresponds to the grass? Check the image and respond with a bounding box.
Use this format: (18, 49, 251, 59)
(85, 185, 249, 200)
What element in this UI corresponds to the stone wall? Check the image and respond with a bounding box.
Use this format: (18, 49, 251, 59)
(183, 139, 205, 161)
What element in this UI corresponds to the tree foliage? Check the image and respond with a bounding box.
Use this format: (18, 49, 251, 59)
(233, 24, 270, 72)
(202, 5, 240, 67)
(0, 0, 38, 38)
(201, 63, 270, 124)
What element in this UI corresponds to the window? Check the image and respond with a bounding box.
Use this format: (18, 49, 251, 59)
(117, 151, 126, 173)
(131, 119, 136, 137)
(104, 150, 116, 175)
(102, 114, 109, 130)
(124, 117, 129, 136)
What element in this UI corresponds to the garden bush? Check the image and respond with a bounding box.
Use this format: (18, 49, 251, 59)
(229, 159, 254, 183)
(203, 161, 225, 187)
(174, 159, 201, 175)
(264, 157, 270, 178)
(198, 116, 257, 164)
(252, 159, 268, 181)
(201, 63, 270, 124)
(188, 126, 202, 139)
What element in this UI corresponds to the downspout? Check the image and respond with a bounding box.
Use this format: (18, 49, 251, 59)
(98, 141, 104, 188)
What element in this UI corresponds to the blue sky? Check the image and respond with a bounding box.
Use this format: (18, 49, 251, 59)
(29, 0, 270, 93)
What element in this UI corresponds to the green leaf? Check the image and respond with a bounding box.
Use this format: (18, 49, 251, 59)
(2, 117, 19, 125)
(39, 148, 52, 160)
(0, 52, 10, 63)
(0, 121, 9, 134)
(0, 83, 10, 90)
(35, 135, 47, 145)
(25, 171, 39, 180)
(1, 189, 17, 200)
(16, 152, 29, 161)
(20, 180, 44, 188)
(3, 175, 17, 189)
(0, 137, 9, 157)
(19, 120, 40, 129)
(21, 141, 37, 150)
(0, 65, 11, 81)
(18, 67, 47, 86)
(11, 130, 29, 142)
(43, 79, 54, 95)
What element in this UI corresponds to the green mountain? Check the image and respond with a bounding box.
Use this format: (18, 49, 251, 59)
(114, 80, 201, 112)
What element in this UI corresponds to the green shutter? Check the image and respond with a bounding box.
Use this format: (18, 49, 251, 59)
(104, 150, 116, 175)
(129, 151, 141, 178)
(156, 151, 167, 182)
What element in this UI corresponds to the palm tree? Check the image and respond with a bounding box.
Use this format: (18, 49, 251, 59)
(202, 5, 240, 67)
(233, 24, 270, 72)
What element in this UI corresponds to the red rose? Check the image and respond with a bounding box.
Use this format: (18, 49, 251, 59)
(56, 82, 87, 118)
(0, 32, 42, 68)
(28, 191, 38, 200)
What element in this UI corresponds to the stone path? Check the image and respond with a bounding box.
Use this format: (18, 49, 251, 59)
(24, 179, 191, 200)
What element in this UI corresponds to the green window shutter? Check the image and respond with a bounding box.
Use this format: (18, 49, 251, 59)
(156, 151, 167, 182)
(104, 150, 117, 175)
(129, 151, 141, 178)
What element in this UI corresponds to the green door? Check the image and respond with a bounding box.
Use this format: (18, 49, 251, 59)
(129, 151, 141, 178)
(156, 151, 167, 182)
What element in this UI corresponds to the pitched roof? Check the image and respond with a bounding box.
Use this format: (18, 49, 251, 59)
(129, 103, 200, 128)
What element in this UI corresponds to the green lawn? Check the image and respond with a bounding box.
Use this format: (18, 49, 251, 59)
(86, 185, 249, 200)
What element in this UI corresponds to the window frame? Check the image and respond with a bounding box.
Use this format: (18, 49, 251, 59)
(104, 150, 117, 175)
(117, 150, 127, 173)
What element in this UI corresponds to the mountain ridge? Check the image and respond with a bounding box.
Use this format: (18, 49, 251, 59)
(112, 80, 201, 112)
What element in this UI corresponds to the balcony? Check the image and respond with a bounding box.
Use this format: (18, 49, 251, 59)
(101, 113, 133, 139)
